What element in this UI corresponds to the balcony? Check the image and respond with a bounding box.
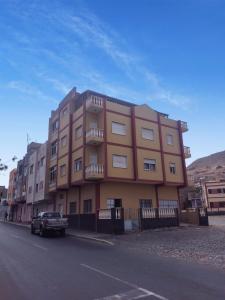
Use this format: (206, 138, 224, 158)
(86, 128, 104, 145)
(184, 146, 191, 159)
(180, 121, 188, 132)
(85, 164, 104, 180)
(86, 95, 103, 113)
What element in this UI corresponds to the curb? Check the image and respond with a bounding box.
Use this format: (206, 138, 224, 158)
(0, 221, 114, 246)
(0, 220, 30, 228)
(68, 233, 114, 246)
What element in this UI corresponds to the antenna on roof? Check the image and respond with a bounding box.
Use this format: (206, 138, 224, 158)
(27, 133, 31, 146)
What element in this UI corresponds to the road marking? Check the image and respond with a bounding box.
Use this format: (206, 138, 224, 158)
(95, 287, 158, 299)
(80, 264, 168, 300)
(32, 243, 48, 251)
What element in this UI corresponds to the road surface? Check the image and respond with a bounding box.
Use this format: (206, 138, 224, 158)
(0, 222, 225, 300)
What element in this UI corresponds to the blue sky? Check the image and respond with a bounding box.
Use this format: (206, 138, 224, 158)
(1, 0, 225, 187)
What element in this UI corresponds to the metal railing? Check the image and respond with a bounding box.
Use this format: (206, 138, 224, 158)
(85, 164, 104, 175)
(184, 146, 191, 158)
(180, 121, 188, 132)
(86, 128, 104, 138)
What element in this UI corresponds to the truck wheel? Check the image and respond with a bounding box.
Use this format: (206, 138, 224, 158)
(61, 229, 65, 237)
(39, 226, 46, 237)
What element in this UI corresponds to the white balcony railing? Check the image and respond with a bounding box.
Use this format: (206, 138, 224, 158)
(184, 146, 191, 158)
(86, 95, 103, 112)
(86, 128, 104, 139)
(85, 164, 104, 176)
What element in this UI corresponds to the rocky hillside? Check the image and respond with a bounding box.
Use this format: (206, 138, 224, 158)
(187, 150, 225, 183)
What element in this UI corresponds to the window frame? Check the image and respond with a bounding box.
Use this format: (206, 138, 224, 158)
(141, 128, 154, 141)
(61, 135, 67, 148)
(111, 121, 126, 136)
(74, 158, 82, 172)
(144, 159, 156, 172)
(112, 155, 127, 169)
(167, 134, 174, 145)
(169, 162, 176, 175)
(75, 125, 83, 140)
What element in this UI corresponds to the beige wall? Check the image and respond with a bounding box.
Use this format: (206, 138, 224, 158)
(67, 187, 79, 214)
(161, 126, 181, 154)
(107, 145, 134, 179)
(58, 126, 69, 158)
(106, 101, 131, 115)
(135, 119, 160, 150)
(106, 112, 132, 146)
(71, 148, 83, 182)
(137, 149, 163, 181)
(160, 116, 178, 128)
(72, 117, 83, 151)
(164, 154, 184, 183)
(57, 156, 68, 186)
(158, 186, 178, 200)
(59, 103, 70, 130)
(135, 105, 158, 122)
(100, 182, 157, 209)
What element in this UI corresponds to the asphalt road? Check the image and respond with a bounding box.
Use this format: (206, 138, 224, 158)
(0, 223, 225, 300)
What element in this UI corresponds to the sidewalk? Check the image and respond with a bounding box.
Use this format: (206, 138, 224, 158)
(0, 220, 114, 246)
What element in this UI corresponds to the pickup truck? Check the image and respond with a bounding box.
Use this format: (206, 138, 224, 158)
(31, 212, 68, 237)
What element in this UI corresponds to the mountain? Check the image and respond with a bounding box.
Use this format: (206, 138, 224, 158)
(187, 150, 225, 183)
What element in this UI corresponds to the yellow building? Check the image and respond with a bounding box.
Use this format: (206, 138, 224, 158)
(47, 87, 190, 219)
(204, 181, 225, 208)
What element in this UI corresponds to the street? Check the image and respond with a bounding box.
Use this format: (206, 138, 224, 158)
(0, 223, 225, 300)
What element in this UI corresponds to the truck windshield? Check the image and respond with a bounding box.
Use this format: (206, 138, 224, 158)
(43, 212, 61, 219)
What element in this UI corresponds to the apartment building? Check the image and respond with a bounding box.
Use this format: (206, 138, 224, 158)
(14, 142, 41, 222)
(31, 142, 53, 216)
(47, 87, 190, 222)
(204, 181, 225, 208)
(7, 169, 17, 220)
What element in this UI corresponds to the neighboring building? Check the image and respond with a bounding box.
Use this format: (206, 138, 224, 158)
(47, 87, 190, 227)
(7, 169, 17, 220)
(179, 185, 203, 209)
(0, 186, 8, 205)
(204, 181, 225, 208)
(14, 142, 40, 222)
(30, 142, 53, 217)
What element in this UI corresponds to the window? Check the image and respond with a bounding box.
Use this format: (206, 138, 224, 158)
(107, 198, 122, 208)
(61, 135, 67, 148)
(74, 158, 82, 172)
(75, 126, 83, 139)
(167, 134, 174, 145)
(52, 120, 59, 133)
(159, 200, 178, 208)
(60, 164, 66, 177)
(35, 184, 38, 193)
(112, 155, 127, 169)
(107, 199, 115, 208)
(112, 122, 126, 135)
(30, 165, 34, 174)
(83, 199, 92, 213)
(69, 202, 76, 214)
(169, 163, 176, 174)
(140, 199, 152, 208)
(51, 141, 57, 158)
(144, 159, 156, 171)
(142, 128, 154, 140)
(40, 157, 45, 167)
(62, 107, 68, 116)
(50, 166, 57, 184)
(28, 186, 32, 194)
(39, 181, 44, 190)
